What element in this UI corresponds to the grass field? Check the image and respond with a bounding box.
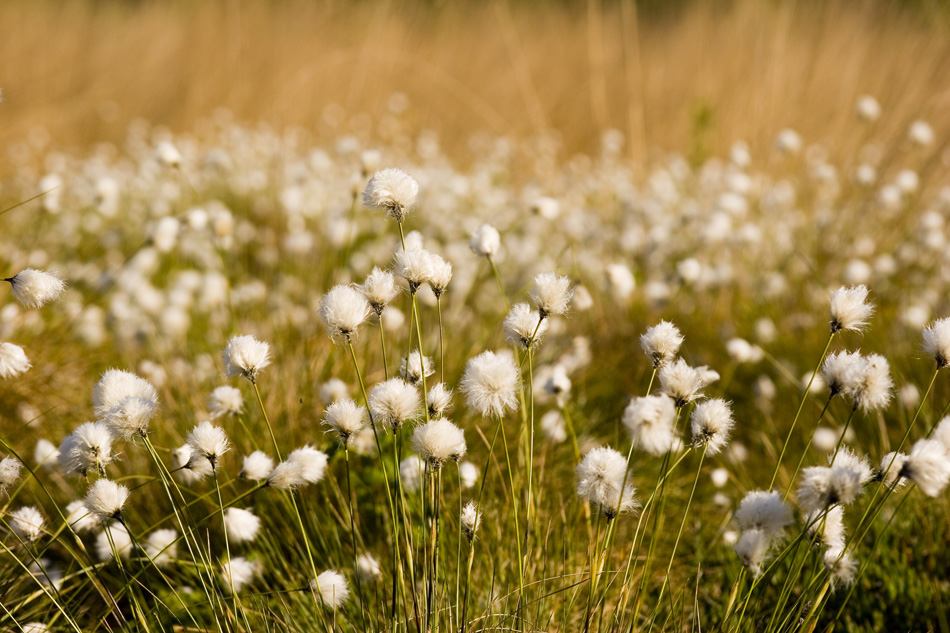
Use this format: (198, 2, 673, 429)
(1, 1, 950, 632)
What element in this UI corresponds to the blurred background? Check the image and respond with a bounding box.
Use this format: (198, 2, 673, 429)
(3, 0, 950, 167)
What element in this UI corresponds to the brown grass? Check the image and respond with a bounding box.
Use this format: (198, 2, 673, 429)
(2, 0, 949, 163)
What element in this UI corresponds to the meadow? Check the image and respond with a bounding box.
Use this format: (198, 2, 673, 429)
(1, 1, 950, 632)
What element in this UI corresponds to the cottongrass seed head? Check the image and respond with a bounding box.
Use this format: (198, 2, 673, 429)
(266, 460, 307, 489)
(96, 524, 133, 561)
(224, 507, 261, 544)
(323, 399, 368, 445)
(659, 359, 713, 407)
(84, 479, 130, 522)
(186, 421, 231, 469)
(576, 446, 639, 519)
(102, 395, 157, 441)
(849, 353, 893, 413)
(145, 529, 178, 567)
(427, 382, 453, 418)
(363, 167, 419, 222)
(369, 378, 421, 432)
(824, 548, 858, 589)
(58, 421, 114, 475)
(173, 444, 213, 484)
(469, 223, 500, 258)
(320, 284, 372, 342)
(829, 285, 874, 333)
(427, 252, 453, 297)
(530, 272, 573, 318)
(287, 446, 328, 484)
(10, 506, 45, 542)
(0, 456, 22, 492)
(640, 321, 684, 368)
(412, 418, 466, 469)
(93, 369, 159, 418)
(503, 303, 548, 350)
(734, 491, 793, 538)
(4, 269, 66, 309)
(734, 528, 770, 576)
(622, 394, 676, 455)
(223, 335, 271, 382)
(690, 398, 735, 456)
(311, 570, 350, 609)
(900, 439, 950, 497)
(878, 451, 909, 487)
(361, 267, 400, 315)
(0, 342, 31, 379)
(209, 385, 244, 418)
(240, 450, 274, 481)
(820, 351, 866, 398)
(461, 350, 521, 419)
(394, 248, 436, 291)
(461, 500, 482, 541)
(357, 554, 382, 583)
(923, 317, 950, 368)
(400, 350, 435, 385)
(221, 556, 260, 592)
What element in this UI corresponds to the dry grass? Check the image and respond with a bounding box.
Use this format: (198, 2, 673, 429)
(2, 0, 950, 166)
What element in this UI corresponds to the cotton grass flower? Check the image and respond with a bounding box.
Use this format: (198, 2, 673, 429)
(173, 444, 213, 484)
(575, 446, 639, 519)
(96, 524, 133, 561)
(878, 451, 909, 487)
(240, 451, 274, 481)
(850, 354, 893, 413)
(0, 343, 30, 379)
(369, 378, 421, 432)
(394, 248, 436, 291)
(320, 284, 372, 342)
(640, 321, 684, 368)
(223, 335, 271, 382)
(66, 500, 97, 534)
(530, 272, 572, 319)
(221, 556, 259, 592)
(144, 529, 178, 566)
(224, 507, 261, 544)
(829, 285, 874, 333)
(102, 395, 157, 440)
(186, 421, 231, 469)
(93, 369, 158, 418)
(427, 382, 453, 418)
(412, 419, 466, 469)
(459, 461, 479, 489)
(363, 168, 419, 222)
(659, 359, 712, 407)
(503, 303, 548, 350)
(84, 479, 130, 522)
(690, 398, 735, 456)
(22, 624, 48, 633)
(734, 491, 792, 538)
(461, 500, 481, 541)
(265, 460, 307, 490)
(400, 351, 434, 385)
(469, 224, 500, 258)
(824, 548, 858, 588)
(427, 253, 453, 298)
(923, 317, 950, 368)
(209, 385, 243, 418)
(796, 461, 866, 514)
(399, 455, 425, 493)
(310, 570, 350, 609)
(734, 529, 769, 576)
(58, 421, 114, 475)
(622, 394, 676, 455)
(4, 269, 66, 309)
(357, 554, 382, 583)
(900, 439, 950, 497)
(0, 456, 22, 493)
(323, 399, 367, 445)
(361, 267, 400, 315)
(461, 351, 521, 419)
(820, 351, 866, 398)
(9, 506, 45, 542)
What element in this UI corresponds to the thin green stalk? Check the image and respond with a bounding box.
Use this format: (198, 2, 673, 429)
(437, 297, 445, 380)
(213, 468, 239, 626)
(344, 446, 368, 630)
(252, 381, 282, 460)
(379, 316, 390, 380)
(488, 256, 510, 312)
(501, 418, 526, 626)
(783, 395, 834, 501)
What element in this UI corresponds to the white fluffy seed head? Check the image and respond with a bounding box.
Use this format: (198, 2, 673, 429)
(400, 351, 435, 385)
(102, 396, 157, 441)
(66, 500, 97, 534)
(10, 506, 45, 542)
(459, 461, 479, 489)
(357, 554, 382, 582)
(209, 386, 244, 418)
(84, 479, 130, 522)
(361, 267, 400, 314)
(266, 460, 306, 489)
(145, 528, 178, 567)
(796, 460, 865, 514)
(901, 439, 950, 497)
(640, 321, 684, 368)
(0, 456, 22, 490)
(923, 317, 950, 368)
(427, 382, 454, 418)
(503, 303, 548, 350)
(369, 378, 421, 432)
(240, 451, 274, 481)
(734, 491, 793, 538)
(659, 359, 712, 407)
(820, 351, 865, 398)
(412, 419, 466, 469)
(173, 444, 213, 484)
(530, 272, 573, 318)
(93, 369, 159, 418)
(0, 342, 31, 379)
(734, 529, 769, 576)
(287, 446, 328, 483)
(58, 421, 114, 475)
(469, 224, 500, 258)
(824, 548, 858, 588)
(878, 451, 909, 488)
(363, 168, 419, 222)
(223, 335, 271, 382)
(399, 455, 425, 493)
(323, 399, 368, 445)
(221, 556, 259, 592)
(622, 394, 676, 456)
(427, 253, 453, 297)
(807, 505, 847, 551)
(224, 507, 261, 544)
(186, 421, 231, 468)
(311, 570, 350, 609)
(460, 351, 521, 419)
(575, 446, 639, 519)
(829, 285, 874, 334)
(5, 269, 66, 309)
(855, 94, 881, 121)
(690, 398, 735, 456)
(849, 354, 893, 413)
(934, 416, 950, 454)
(394, 248, 436, 290)
(96, 524, 133, 561)
(320, 284, 372, 343)
(461, 500, 482, 541)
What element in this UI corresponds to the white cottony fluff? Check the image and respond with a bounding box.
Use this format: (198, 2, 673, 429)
(530, 272, 572, 318)
(287, 446, 328, 484)
(734, 491, 793, 538)
(460, 351, 521, 419)
(400, 351, 435, 385)
(58, 421, 114, 475)
(266, 460, 307, 489)
(311, 570, 350, 609)
(734, 529, 770, 576)
(209, 386, 244, 418)
(575, 446, 639, 519)
(659, 359, 713, 407)
(323, 399, 368, 444)
(240, 451, 274, 481)
(901, 439, 950, 497)
(144, 529, 178, 567)
(10, 506, 45, 542)
(622, 394, 676, 456)
(102, 396, 157, 440)
(829, 285, 874, 333)
(96, 524, 133, 561)
(5, 269, 66, 309)
(84, 479, 130, 521)
(225, 507, 262, 544)
(469, 224, 501, 258)
(0, 456, 22, 491)
(820, 351, 866, 398)
(923, 317, 950, 368)
(640, 321, 684, 368)
(412, 419, 466, 468)
(369, 378, 421, 432)
(361, 267, 400, 314)
(93, 369, 159, 418)
(223, 335, 271, 382)
(878, 451, 909, 488)
(427, 382, 453, 418)
(66, 500, 97, 534)
(0, 343, 31, 379)
(357, 554, 382, 582)
(461, 500, 482, 541)
(221, 556, 259, 592)
(320, 284, 372, 342)
(363, 168, 419, 222)
(503, 303, 548, 350)
(427, 253, 453, 297)
(394, 248, 436, 290)
(186, 421, 231, 468)
(690, 398, 735, 456)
